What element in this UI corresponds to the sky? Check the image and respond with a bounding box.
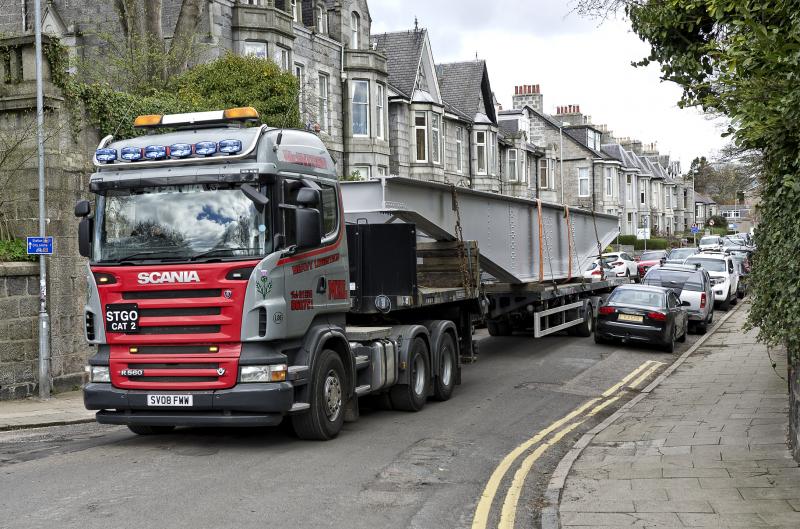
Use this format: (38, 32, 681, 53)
(369, 0, 729, 172)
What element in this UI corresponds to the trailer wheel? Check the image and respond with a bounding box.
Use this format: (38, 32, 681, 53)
(432, 333, 456, 401)
(127, 425, 175, 436)
(487, 319, 512, 336)
(572, 303, 594, 337)
(292, 349, 345, 440)
(390, 337, 429, 412)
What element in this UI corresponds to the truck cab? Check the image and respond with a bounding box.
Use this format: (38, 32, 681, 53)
(81, 108, 359, 439)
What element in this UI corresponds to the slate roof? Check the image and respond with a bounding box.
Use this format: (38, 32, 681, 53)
(435, 60, 497, 124)
(524, 106, 610, 159)
(373, 30, 426, 99)
(602, 144, 640, 170)
(694, 192, 717, 204)
(498, 120, 520, 135)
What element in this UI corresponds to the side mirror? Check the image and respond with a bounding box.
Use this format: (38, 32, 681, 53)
(75, 200, 91, 218)
(295, 208, 322, 249)
(297, 188, 320, 207)
(78, 218, 92, 258)
(241, 184, 269, 212)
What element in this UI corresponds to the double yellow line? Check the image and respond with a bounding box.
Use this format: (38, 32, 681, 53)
(471, 360, 665, 529)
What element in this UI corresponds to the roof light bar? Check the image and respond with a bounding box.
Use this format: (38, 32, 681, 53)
(133, 107, 261, 129)
(170, 143, 192, 158)
(144, 145, 168, 160)
(219, 139, 242, 154)
(195, 141, 217, 156)
(223, 107, 259, 121)
(133, 114, 163, 128)
(120, 147, 143, 161)
(95, 148, 117, 163)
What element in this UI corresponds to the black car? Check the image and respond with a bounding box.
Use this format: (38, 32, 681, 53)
(595, 285, 689, 353)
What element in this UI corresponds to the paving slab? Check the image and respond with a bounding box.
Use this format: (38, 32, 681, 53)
(0, 390, 94, 430)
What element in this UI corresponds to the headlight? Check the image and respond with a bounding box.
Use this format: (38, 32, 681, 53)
(88, 365, 110, 383)
(240, 364, 287, 383)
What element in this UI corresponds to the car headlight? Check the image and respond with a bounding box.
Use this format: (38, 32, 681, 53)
(240, 364, 287, 383)
(88, 365, 110, 383)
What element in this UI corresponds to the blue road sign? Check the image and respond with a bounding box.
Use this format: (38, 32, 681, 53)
(690, 225, 700, 234)
(26, 236, 53, 255)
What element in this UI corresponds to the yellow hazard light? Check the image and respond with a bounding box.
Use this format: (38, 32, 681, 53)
(223, 107, 260, 121)
(209, 346, 219, 353)
(129, 347, 139, 353)
(133, 114, 163, 128)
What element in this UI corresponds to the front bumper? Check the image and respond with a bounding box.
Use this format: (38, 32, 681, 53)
(84, 382, 294, 428)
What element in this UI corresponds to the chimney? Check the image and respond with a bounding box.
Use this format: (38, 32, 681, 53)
(555, 104, 585, 126)
(512, 82, 544, 112)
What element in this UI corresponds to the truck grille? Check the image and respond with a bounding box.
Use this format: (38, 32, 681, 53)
(122, 289, 222, 300)
(110, 356, 238, 390)
(138, 325, 222, 335)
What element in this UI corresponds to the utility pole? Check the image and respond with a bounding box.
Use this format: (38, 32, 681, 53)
(34, 0, 51, 399)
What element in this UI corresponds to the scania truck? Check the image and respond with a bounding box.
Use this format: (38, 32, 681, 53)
(80, 107, 621, 440)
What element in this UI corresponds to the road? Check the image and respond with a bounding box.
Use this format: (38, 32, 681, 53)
(0, 319, 714, 529)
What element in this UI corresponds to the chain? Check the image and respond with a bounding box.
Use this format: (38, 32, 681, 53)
(451, 184, 472, 297)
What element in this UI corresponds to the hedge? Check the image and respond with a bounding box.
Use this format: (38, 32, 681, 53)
(615, 235, 670, 251)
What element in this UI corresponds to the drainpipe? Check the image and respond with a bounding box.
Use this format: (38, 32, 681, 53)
(591, 162, 596, 212)
(467, 123, 474, 189)
(559, 126, 564, 203)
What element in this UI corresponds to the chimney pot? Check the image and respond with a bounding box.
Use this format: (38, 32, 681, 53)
(535, 84, 539, 93)
(527, 84, 532, 94)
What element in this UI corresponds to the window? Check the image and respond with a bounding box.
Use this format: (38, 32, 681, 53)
(243, 41, 267, 59)
(489, 133, 497, 175)
(290, 0, 299, 22)
(521, 153, 527, 183)
(578, 167, 590, 197)
(627, 212, 634, 233)
(640, 180, 646, 205)
(376, 84, 385, 140)
(415, 112, 428, 162)
(351, 80, 369, 136)
(604, 167, 613, 197)
(539, 159, 549, 189)
(318, 73, 329, 131)
(274, 46, 289, 70)
(456, 127, 464, 173)
(377, 166, 388, 176)
(317, 6, 328, 34)
(294, 63, 305, 113)
(507, 149, 518, 182)
(352, 166, 370, 180)
(319, 184, 338, 236)
(431, 114, 441, 164)
(476, 131, 487, 174)
(626, 174, 633, 203)
(351, 12, 360, 49)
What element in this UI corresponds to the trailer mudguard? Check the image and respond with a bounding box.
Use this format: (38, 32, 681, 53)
(421, 320, 459, 379)
(388, 325, 431, 386)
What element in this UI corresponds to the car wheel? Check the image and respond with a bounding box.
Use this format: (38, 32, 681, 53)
(663, 329, 676, 353)
(594, 332, 609, 345)
(719, 290, 731, 311)
(292, 349, 346, 440)
(696, 321, 707, 335)
(678, 324, 687, 342)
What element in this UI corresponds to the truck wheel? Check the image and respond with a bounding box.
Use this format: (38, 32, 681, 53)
(487, 319, 512, 336)
(390, 338, 429, 412)
(432, 333, 456, 401)
(572, 303, 594, 337)
(127, 425, 174, 436)
(292, 349, 345, 441)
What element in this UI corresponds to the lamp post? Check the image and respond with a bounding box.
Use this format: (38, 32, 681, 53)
(34, 0, 51, 399)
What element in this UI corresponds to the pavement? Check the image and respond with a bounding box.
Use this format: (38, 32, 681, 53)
(0, 390, 94, 431)
(547, 301, 800, 529)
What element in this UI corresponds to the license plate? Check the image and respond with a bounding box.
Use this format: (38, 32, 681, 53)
(618, 313, 643, 323)
(147, 394, 193, 407)
(105, 303, 140, 333)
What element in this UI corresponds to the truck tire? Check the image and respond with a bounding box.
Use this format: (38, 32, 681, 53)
(292, 349, 345, 441)
(432, 333, 456, 401)
(487, 319, 512, 336)
(127, 425, 175, 436)
(572, 303, 594, 337)
(390, 337, 429, 412)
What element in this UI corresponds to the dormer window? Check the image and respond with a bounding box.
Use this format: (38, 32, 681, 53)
(351, 12, 361, 49)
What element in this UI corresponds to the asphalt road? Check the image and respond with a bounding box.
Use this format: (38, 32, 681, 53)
(0, 316, 716, 529)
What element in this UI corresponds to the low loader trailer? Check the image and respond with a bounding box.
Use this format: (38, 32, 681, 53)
(80, 107, 623, 440)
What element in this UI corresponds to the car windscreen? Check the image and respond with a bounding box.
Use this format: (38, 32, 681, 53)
(608, 289, 665, 308)
(644, 269, 705, 291)
(699, 236, 720, 245)
(640, 251, 666, 261)
(685, 258, 727, 272)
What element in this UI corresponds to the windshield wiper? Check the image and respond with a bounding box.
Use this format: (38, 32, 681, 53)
(190, 247, 255, 261)
(105, 250, 188, 263)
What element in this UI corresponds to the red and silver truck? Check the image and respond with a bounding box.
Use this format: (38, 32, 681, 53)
(79, 107, 622, 440)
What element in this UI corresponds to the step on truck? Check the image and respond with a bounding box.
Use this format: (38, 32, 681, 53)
(80, 107, 623, 440)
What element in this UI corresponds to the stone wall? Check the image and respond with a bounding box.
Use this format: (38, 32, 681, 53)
(791, 357, 800, 462)
(0, 263, 40, 399)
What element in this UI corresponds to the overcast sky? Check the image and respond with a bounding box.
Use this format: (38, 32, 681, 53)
(370, 0, 728, 172)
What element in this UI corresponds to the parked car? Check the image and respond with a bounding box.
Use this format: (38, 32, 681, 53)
(728, 248, 752, 274)
(642, 264, 714, 334)
(602, 251, 638, 279)
(666, 247, 698, 264)
(699, 235, 723, 252)
(685, 252, 739, 310)
(731, 258, 749, 298)
(595, 284, 689, 353)
(583, 259, 614, 280)
(722, 235, 750, 250)
(637, 250, 668, 277)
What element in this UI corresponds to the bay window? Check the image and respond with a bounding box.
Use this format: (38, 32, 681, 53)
(351, 80, 369, 136)
(415, 112, 428, 162)
(507, 149, 518, 181)
(476, 131, 487, 174)
(431, 114, 441, 164)
(456, 127, 464, 173)
(377, 84, 385, 140)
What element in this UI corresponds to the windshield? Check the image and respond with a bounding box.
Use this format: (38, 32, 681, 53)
(700, 236, 720, 245)
(668, 248, 696, 260)
(608, 288, 665, 308)
(685, 257, 726, 272)
(644, 269, 704, 292)
(640, 251, 666, 261)
(95, 184, 271, 262)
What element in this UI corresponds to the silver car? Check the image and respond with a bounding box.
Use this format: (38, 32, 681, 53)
(642, 264, 714, 334)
